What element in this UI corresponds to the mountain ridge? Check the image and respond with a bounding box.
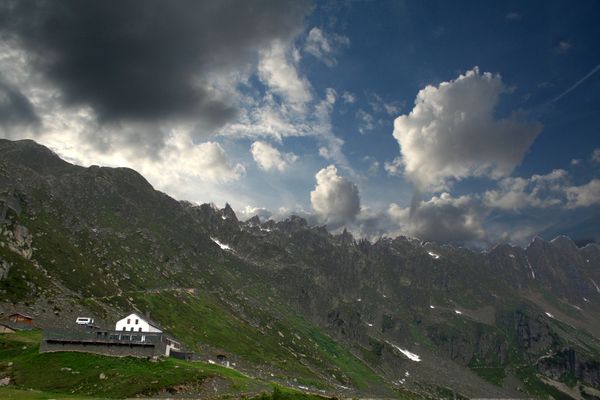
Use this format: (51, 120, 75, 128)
(1, 138, 600, 399)
(6, 137, 595, 251)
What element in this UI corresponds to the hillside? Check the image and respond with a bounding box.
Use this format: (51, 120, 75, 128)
(1, 139, 600, 399)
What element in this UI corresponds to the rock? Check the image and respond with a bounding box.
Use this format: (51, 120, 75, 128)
(60, 367, 72, 372)
(0, 259, 10, 281)
(99, 372, 106, 380)
(0, 377, 10, 386)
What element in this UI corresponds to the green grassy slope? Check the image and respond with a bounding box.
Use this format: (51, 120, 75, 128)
(0, 330, 337, 400)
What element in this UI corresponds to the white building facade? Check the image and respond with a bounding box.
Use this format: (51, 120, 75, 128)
(115, 313, 162, 333)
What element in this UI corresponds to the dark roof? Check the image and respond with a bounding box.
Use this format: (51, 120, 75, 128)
(0, 323, 16, 332)
(120, 312, 163, 330)
(0, 322, 32, 331)
(9, 312, 33, 319)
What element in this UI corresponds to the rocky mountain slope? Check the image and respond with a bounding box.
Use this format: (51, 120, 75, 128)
(1, 138, 600, 399)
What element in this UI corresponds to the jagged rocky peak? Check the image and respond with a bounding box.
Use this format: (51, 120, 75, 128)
(195, 202, 223, 218)
(178, 200, 196, 210)
(0, 138, 72, 173)
(262, 219, 276, 230)
(276, 215, 308, 233)
(527, 235, 550, 251)
(489, 242, 525, 259)
(334, 228, 355, 245)
(86, 164, 155, 192)
(490, 242, 516, 252)
(245, 215, 261, 226)
(221, 203, 238, 222)
(199, 202, 217, 213)
(550, 235, 579, 252)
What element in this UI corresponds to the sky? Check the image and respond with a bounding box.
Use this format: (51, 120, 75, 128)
(0, 0, 599, 247)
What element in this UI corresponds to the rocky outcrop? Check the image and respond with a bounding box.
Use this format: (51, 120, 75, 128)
(512, 310, 559, 354)
(0, 194, 33, 259)
(0, 258, 10, 280)
(537, 348, 600, 388)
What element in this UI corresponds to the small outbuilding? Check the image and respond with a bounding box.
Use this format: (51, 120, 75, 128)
(8, 313, 33, 325)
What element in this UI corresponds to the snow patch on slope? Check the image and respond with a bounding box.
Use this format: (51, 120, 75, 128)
(590, 279, 600, 294)
(388, 342, 421, 362)
(525, 256, 536, 279)
(211, 237, 232, 251)
(427, 251, 440, 259)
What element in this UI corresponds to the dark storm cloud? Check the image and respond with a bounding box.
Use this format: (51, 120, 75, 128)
(0, 76, 39, 131)
(0, 0, 310, 127)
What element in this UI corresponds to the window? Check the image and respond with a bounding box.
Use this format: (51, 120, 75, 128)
(127, 318, 130, 324)
(135, 319, 139, 325)
(138, 327, 142, 332)
(130, 327, 134, 331)
(122, 327, 126, 331)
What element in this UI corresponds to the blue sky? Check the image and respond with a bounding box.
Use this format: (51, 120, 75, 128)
(0, 0, 599, 246)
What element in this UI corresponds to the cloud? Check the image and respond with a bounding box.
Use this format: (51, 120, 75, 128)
(384, 157, 403, 176)
(555, 40, 572, 54)
(236, 205, 274, 222)
(0, 0, 310, 149)
(310, 165, 360, 225)
(505, 12, 522, 21)
(0, 2, 355, 198)
(311, 89, 352, 170)
(484, 169, 567, 210)
(356, 109, 376, 134)
(382, 168, 600, 245)
(367, 160, 380, 176)
(483, 169, 600, 211)
(392, 67, 542, 191)
(153, 134, 246, 184)
(258, 39, 313, 111)
(592, 148, 600, 163)
(341, 91, 356, 104)
(389, 193, 487, 244)
(367, 92, 401, 116)
(0, 77, 39, 132)
(304, 27, 350, 67)
(250, 140, 298, 172)
(565, 179, 600, 208)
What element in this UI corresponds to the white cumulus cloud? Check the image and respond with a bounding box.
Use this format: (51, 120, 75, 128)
(250, 140, 298, 172)
(392, 67, 542, 191)
(389, 193, 487, 244)
(310, 165, 360, 225)
(258, 39, 312, 111)
(160, 136, 245, 183)
(484, 169, 567, 210)
(566, 179, 600, 208)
